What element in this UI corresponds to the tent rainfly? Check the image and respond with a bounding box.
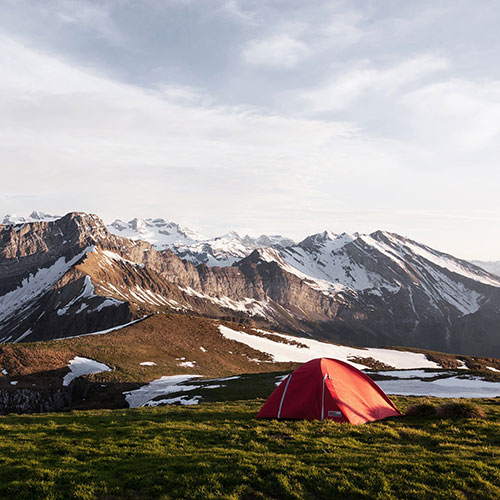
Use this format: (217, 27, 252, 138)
(257, 358, 401, 424)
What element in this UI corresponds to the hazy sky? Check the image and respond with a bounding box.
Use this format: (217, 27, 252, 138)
(1, 0, 499, 259)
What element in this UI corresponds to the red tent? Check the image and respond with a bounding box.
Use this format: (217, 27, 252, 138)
(257, 358, 401, 424)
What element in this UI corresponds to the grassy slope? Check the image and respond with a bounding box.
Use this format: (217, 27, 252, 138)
(0, 397, 498, 500)
(0, 314, 299, 386)
(3, 313, 499, 388)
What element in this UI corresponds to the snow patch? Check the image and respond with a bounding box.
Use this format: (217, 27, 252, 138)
(94, 297, 122, 312)
(0, 247, 94, 325)
(124, 375, 201, 408)
(144, 395, 202, 407)
(371, 369, 451, 379)
(178, 361, 196, 368)
(62, 357, 111, 386)
(14, 329, 32, 343)
(377, 375, 500, 398)
(124, 375, 230, 408)
(61, 317, 147, 340)
(180, 287, 274, 319)
(218, 325, 440, 370)
(57, 276, 95, 316)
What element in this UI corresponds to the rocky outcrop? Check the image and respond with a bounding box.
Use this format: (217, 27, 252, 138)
(0, 387, 71, 414)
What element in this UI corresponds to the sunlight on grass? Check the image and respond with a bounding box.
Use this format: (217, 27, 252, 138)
(0, 397, 498, 499)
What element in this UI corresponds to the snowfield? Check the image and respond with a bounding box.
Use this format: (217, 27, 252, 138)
(373, 369, 453, 379)
(124, 375, 224, 408)
(218, 325, 440, 370)
(107, 217, 203, 249)
(376, 375, 500, 398)
(60, 317, 148, 340)
(63, 357, 111, 386)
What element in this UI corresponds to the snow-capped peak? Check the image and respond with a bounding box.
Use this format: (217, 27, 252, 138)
(216, 230, 242, 241)
(1, 211, 60, 225)
(252, 234, 295, 248)
(107, 217, 204, 249)
(298, 231, 357, 253)
(105, 217, 296, 267)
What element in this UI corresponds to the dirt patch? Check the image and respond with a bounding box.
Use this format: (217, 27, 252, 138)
(244, 327, 309, 348)
(347, 356, 394, 370)
(0, 345, 73, 377)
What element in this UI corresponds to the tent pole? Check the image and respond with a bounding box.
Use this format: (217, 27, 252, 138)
(277, 374, 292, 418)
(321, 374, 328, 421)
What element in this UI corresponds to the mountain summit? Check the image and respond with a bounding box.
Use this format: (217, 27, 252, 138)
(1, 211, 499, 356)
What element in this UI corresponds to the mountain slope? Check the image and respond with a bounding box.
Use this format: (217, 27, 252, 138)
(471, 260, 500, 277)
(1, 211, 60, 225)
(1, 212, 500, 356)
(0, 213, 245, 343)
(252, 230, 500, 354)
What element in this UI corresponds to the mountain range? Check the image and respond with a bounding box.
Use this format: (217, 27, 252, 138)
(1, 211, 500, 357)
(107, 217, 295, 266)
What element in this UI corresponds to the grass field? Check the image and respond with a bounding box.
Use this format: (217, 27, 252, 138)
(0, 397, 498, 500)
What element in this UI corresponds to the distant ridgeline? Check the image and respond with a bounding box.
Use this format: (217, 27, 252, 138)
(1, 211, 500, 357)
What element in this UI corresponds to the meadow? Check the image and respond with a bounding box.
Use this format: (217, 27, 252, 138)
(0, 396, 498, 500)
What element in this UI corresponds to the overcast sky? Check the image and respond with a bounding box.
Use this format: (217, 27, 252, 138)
(0, 0, 499, 259)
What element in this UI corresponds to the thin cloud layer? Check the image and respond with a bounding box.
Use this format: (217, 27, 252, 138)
(0, 0, 499, 259)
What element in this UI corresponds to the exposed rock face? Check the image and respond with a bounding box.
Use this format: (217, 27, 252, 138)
(0, 387, 71, 414)
(1, 212, 500, 356)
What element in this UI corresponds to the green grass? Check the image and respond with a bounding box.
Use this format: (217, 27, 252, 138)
(0, 397, 499, 499)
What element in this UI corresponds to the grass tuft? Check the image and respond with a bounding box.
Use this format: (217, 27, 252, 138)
(405, 403, 437, 417)
(436, 401, 486, 419)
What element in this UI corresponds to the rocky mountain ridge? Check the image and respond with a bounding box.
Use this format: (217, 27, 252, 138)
(1, 212, 500, 356)
(107, 216, 295, 266)
(472, 260, 500, 277)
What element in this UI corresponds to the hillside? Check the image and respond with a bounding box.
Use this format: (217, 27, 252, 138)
(0, 398, 498, 499)
(0, 313, 499, 414)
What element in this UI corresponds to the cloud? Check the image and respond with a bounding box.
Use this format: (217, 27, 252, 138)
(298, 54, 450, 112)
(243, 34, 310, 69)
(402, 79, 500, 153)
(1, 0, 123, 45)
(0, 35, 443, 240)
(218, 0, 256, 24)
(1, 1, 500, 259)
